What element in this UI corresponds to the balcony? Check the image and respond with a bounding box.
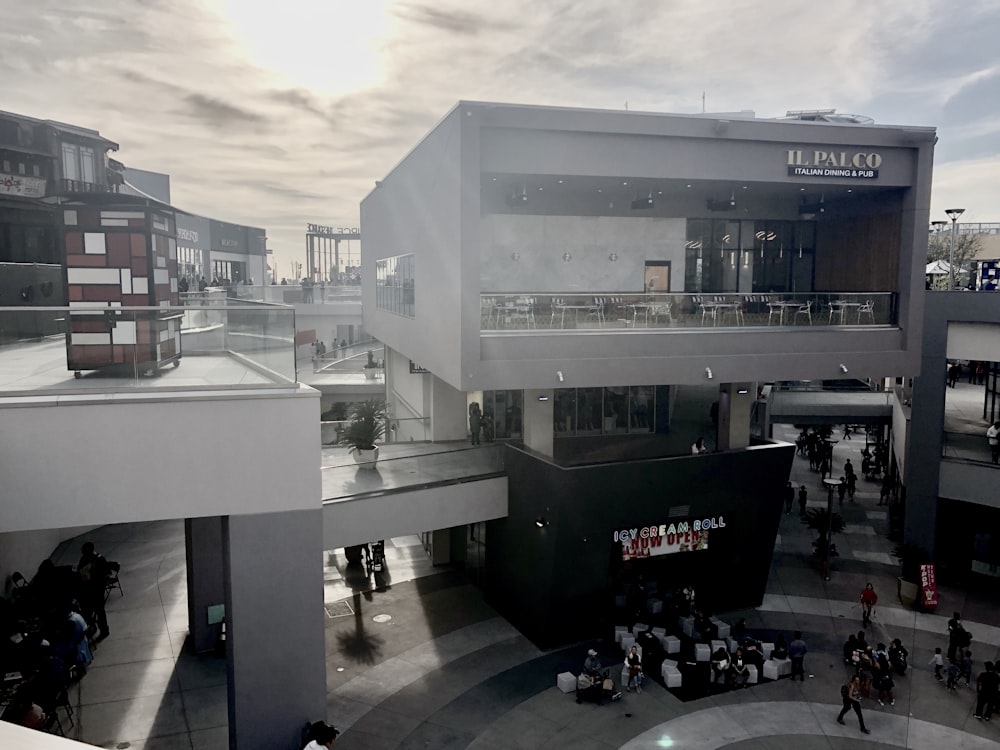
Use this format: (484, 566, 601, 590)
(480, 291, 897, 332)
(59, 178, 123, 195)
(0, 303, 296, 393)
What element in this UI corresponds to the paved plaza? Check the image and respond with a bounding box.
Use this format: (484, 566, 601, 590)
(43, 416, 1000, 749)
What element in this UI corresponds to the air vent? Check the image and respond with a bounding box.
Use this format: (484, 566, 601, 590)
(668, 506, 690, 518)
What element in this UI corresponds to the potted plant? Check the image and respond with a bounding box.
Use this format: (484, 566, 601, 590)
(339, 398, 388, 468)
(363, 350, 380, 380)
(892, 543, 927, 608)
(802, 507, 846, 580)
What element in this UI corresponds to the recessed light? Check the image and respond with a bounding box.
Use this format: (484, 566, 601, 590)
(623, 181, 628, 186)
(538, 187, 543, 191)
(742, 185, 748, 190)
(491, 177, 497, 181)
(597, 188, 602, 193)
(847, 188, 853, 193)
(800, 187, 806, 191)
(557, 179, 563, 184)
(657, 191, 662, 195)
(686, 184, 692, 188)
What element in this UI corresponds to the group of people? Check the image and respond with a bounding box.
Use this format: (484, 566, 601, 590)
(1, 543, 119, 734)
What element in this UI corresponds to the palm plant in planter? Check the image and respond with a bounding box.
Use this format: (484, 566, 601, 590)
(802, 507, 846, 579)
(339, 398, 388, 468)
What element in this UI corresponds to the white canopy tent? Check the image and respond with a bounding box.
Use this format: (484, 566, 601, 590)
(925, 260, 951, 275)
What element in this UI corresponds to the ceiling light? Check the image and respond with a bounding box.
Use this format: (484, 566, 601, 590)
(562, 252, 572, 262)
(705, 367, 713, 380)
(609, 252, 618, 262)
(839, 364, 849, 374)
(535, 517, 547, 528)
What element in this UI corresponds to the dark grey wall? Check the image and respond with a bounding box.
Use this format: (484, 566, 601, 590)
(487, 442, 794, 648)
(907, 292, 1000, 560)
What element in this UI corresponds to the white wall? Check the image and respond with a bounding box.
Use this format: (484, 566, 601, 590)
(481, 215, 686, 293)
(0, 386, 321, 533)
(946, 321, 1000, 359)
(322, 476, 507, 550)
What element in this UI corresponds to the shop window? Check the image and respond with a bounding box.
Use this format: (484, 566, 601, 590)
(61, 142, 97, 184)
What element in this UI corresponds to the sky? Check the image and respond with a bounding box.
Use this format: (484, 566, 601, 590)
(2, 0, 998, 277)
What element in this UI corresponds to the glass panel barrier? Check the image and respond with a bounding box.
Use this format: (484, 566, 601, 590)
(480, 292, 897, 331)
(0, 304, 296, 394)
(321, 443, 504, 501)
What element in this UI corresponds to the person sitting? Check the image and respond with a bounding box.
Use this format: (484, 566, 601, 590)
(577, 649, 621, 703)
(626, 645, 643, 693)
(711, 646, 731, 686)
(743, 641, 764, 672)
(731, 617, 747, 643)
(729, 648, 750, 688)
(302, 721, 339, 749)
(583, 648, 603, 678)
(772, 634, 789, 661)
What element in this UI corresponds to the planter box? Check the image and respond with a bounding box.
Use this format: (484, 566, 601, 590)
(351, 446, 379, 469)
(898, 577, 918, 607)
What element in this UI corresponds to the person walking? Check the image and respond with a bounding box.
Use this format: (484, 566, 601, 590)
(798, 485, 808, 514)
(930, 647, 945, 681)
(784, 482, 795, 514)
(860, 583, 878, 627)
(789, 631, 807, 681)
(947, 612, 968, 663)
(988, 422, 1000, 465)
(836, 676, 870, 734)
(975, 661, 998, 721)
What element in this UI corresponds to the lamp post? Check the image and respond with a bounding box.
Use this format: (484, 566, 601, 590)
(945, 208, 965, 289)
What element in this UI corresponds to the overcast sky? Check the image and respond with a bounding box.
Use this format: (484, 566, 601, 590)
(2, 0, 998, 276)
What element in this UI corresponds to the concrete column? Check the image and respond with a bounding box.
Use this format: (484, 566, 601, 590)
(223, 510, 326, 750)
(430, 375, 468, 441)
(184, 517, 225, 654)
(717, 383, 753, 452)
(522, 389, 554, 458)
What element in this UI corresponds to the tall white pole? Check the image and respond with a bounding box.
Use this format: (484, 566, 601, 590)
(949, 219, 957, 290)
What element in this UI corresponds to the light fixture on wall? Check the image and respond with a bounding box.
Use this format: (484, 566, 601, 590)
(840, 364, 849, 374)
(562, 252, 572, 262)
(705, 367, 713, 380)
(608, 252, 618, 262)
(511, 251, 520, 262)
(535, 516, 548, 528)
(556, 370, 564, 382)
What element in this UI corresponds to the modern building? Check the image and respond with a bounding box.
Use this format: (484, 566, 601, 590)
(361, 101, 935, 645)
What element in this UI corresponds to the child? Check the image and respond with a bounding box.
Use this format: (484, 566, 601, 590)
(930, 647, 945, 681)
(877, 667, 895, 706)
(946, 661, 961, 691)
(960, 650, 974, 687)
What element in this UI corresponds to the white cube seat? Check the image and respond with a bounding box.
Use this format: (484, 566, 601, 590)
(680, 616, 695, 638)
(662, 658, 678, 669)
(557, 672, 577, 693)
(763, 658, 792, 680)
(621, 635, 635, 653)
(662, 635, 681, 654)
(647, 598, 663, 615)
(633, 622, 648, 633)
(651, 627, 666, 639)
(695, 643, 710, 662)
(621, 665, 630, 684)
(746, 664, 758, 684)
(710, 639, 726, 654)
(761, 642, 774, 661)
(614, 625, 629, 644)
(726, 637, 739, 653)
(662, 664, 682, 688)
(711, 618, 731, 639)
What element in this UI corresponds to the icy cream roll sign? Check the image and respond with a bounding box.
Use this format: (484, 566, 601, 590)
(615, 516, 726, 560)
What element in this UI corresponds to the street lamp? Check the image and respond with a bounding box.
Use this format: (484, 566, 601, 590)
(945, 208, 965, 289)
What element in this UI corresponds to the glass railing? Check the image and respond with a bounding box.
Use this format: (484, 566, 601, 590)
(942, 430, 998, 466)
(321, 416, 430, 445)
(0, 305, 296, 394)
(480, 292, 897, 331)
(181, 285, 361, 305)
(321, 443, 504, 501)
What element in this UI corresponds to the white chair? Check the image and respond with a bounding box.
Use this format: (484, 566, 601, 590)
(614, 625, 629, 644)
(680, 616, 695, 638)
(651, 627, 666, 639)
(662, 635, 681, 654)
(766, 298, 782, 325)
(794, 300, 812, 325)
(711, 618, 730, 640)
(747, 664, 759, 684)
(857, 298, 875, 324)
(557, 672, 577, 693)
(662, 661, 683, 688)
(761, 642, 774, 661)
(621, 635, 635, 653)
(633, 622, 648, 633)
(695, 643, 711, 662)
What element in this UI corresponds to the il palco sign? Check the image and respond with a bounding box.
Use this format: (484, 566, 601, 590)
(786, 149, 881, 179)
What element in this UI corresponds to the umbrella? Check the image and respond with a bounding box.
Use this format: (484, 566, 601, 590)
(925, 260, 951, 275)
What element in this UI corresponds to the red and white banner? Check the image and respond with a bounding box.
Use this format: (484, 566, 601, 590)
(615, 516, 724, 560)
(920, 563, 938, 610)
(0, 173, 46, 198)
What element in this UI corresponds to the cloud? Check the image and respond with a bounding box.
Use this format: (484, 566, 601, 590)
(0, 0, 998, 270)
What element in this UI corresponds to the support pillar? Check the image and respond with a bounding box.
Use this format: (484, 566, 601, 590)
(522, 389, 554, 458)
(185, 517, 225, 654)
(717, 383, 753, 452)
(223, 509, 326, 750)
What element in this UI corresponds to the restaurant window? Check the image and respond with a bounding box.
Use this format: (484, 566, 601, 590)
(375, 253, 415, 317)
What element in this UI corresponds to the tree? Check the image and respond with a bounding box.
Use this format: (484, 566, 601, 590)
(927, 232, 983, 287)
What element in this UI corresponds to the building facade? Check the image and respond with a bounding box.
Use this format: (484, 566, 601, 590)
(361, 101, 935, 645)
